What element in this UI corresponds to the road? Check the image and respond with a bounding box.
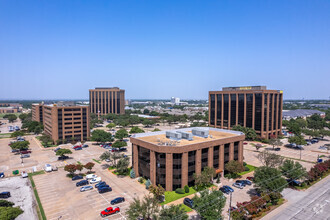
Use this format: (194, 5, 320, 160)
(265, 175, 330, 220)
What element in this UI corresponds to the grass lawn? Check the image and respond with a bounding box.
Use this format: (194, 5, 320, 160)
(0, 113, 21, 118)
(28, 171, 46, 220)
(180, 204, 193, 212)
(161, 187, 197, 205)
(0, 133, 11, 139)
(238, 164, 257, 176)
(112, 167, 132, 176)
(93, 159, 101, 164)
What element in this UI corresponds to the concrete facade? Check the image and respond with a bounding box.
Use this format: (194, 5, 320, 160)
(209, 86, 283, 139)
(89, 87, 125, 115)
(130, 127, 245, 191)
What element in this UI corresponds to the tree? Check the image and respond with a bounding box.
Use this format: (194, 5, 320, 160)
(99, 151, 111, 161)
(19, 113, 29, 121)
(295, 118, 307, 128)
(269, 137, 283, 150)
(126, 195, 159, 220)
(10, 131, 25, 138)
(254, 166, 287, 193)
(232, 125, 257, 140)
(230, 210, 245, 220)
(257, 151, 284, 168)
(111, 152, 122, 166)
(143, 109, 150, 114)
(319, 129, 330, 139)
(39, 134, 52, 146)
(0, 200, 14, 207)
(76, 164, 84, 172)
(288, 135, 306, 145)
(10, 141, 30, 150)
(84, 162, 95, 173)
(6, 114, 17, 123)
(112, 140, 127, 149)
(280, 159, 307, 180)
(64, 164, 77, 175)
(0, 207, 24, 220)
(159, 205, 188, 220)
(194, 167, 216, 189)
(106, 123, 116, 129)
(302, 129, 320, 139)
(56, 149, 72, 157)
(287, 120, 302, 135)
(193, 189, 226, 220)
(91, 130, 113, 144)
(153, 128, 161, 132)
(130, 168, 136, 178)
(116, 157, 130, 175)
(142, 119, 153, 127)
(225, 160, 244, 174)
(129, 127, 145, 134)
(115, 129, 128, 140)
(149, 184, 165, 201)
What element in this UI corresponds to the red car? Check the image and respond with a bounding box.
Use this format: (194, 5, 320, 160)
(100, 207, 120, 217)
(20, 150, 31, 154)
(73, 145, 82, 149)
(246, 176, 254, 181)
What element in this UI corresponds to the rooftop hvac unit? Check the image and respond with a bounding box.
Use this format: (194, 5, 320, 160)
(192, 128, 209, 138)
(177, 131, 193, 141)
(166, 131, 182, 140)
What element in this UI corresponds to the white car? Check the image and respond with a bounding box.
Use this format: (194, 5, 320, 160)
(44, 164, 52, 172)
(89, 177, 102, 184)
(86, 174, 98, 179)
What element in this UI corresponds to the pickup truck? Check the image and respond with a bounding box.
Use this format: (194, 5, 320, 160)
(100, 207, 120, 217)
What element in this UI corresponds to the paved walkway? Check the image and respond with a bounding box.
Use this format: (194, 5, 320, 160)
(263, 175, 330, 220)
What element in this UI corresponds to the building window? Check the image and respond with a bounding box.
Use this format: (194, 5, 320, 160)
(230, 94, 237, 126)
(234, 142, 239, 160)
(224, 144, 230, 163)
(138, 146, 150, 179)
(246, 94, 253, 128)
(223, 94, 229, 127)
(210, 94, 215, 125)
(264, 94, 268, 131)
(269, 94, 273, 131)
(188, 151, 196, 186)
(216, 94, 222, 126)
(254, 93, 262, 131)
(201, 148, 208, 171)
(213, 146, 220, 169)
(172, 153, 182, 190)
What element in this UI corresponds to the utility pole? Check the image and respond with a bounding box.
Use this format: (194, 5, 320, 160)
(228, 192, 232, 220)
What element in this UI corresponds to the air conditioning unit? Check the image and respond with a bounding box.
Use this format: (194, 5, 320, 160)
(166, 131, 182, 140)
(192, 128, 209, 138)
(177, 131, 193, 141)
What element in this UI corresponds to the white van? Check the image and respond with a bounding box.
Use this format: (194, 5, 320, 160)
(44, 164, 52, 172)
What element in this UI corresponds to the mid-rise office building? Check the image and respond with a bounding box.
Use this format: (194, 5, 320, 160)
(209, 86, 283, 139)
(89, 87, 125, 115)
(32, 103, 44, 123)
(130, 127, 245, 191)
(32, 103, 90, 142)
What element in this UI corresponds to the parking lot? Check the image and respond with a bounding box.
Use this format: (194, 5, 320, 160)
(0, 118, 22, 133)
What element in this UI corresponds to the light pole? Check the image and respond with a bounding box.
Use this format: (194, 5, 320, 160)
(228, 192, 232, 220)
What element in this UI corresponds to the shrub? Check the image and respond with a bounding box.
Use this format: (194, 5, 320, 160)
(145, 179, 151, 189)
(184, 185, 189, 193)
(243, 162, 247, 166)
(175, 188, 185, 194)
(138, 177, 144, 183)
(266, 202, 272, 207)
(0, 200, 14, 207)
(261, 139, 270, 144)
(130, 168, 136, 179)
(244, 166, 249, 171)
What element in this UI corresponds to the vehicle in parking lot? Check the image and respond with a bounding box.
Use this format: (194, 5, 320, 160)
(20, 154, 30, 158)
(223, 185, 234, 192)
(183, 198, 194, 208)
(44, 164, 52, 172)
(74, 147, 82, 151)
(73, 145, 82, 149)
(286, 179, 302, 186)
(82, 144, 89, 148)
(54, 147, 61, 152)
(0, 192, 11, 198)
(58, 155, 69, 161)
(232, 182, 244, 189)
(80, 185, 93, 192)
(219, 186, 231, 194)
(274, 147, 281, 151)
(86, 174, 98, 179)
(98, 186, 112, 193)
(21, 171, 28, 178)
(246, 176, 254, 181)
(89, 177, 102, 184)
(76, 180, 89, 187)
(52, 165, 58, 171)
(105, 159, 111, 162)
(242, 180, 252, 185)
(311, 138, 319, 143)
(20, 150, 31, 154)
(95, 181, 107, 188)
(11, 149, 19, 153)
(72, 175, 83, 181)
(111, 197, 125, 205)
(100, 206, 120, 217)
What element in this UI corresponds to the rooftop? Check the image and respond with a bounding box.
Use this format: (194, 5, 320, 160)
(283, 109, 325, 118)
(222, 86, 267, 91)
(131, 127, 244, 146)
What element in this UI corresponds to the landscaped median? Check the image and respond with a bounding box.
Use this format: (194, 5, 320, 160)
(28, 171, 47, 220)
(161, 186, 197, 205)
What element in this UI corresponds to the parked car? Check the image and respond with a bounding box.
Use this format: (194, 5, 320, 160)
(74, 147, 82, 151)
(219, 186, 231, 194)
(223, 185, 234, 192)
(72, 175, 83, 181)
(111, 197, 125, 205)
(0, 192, 11, 198)
(20, 154, 30, 158)
(44, 164, 52, 172)
(82, 144, 89, 148)
(0, 172, 4, 178)
(105, 159, 111, 162)
(119, 148, 127, 152)
(58, 155, 69, 161)
(98, 186, 112, 194)
(183, 198, 194, 208)
(286, 179, 302, 186)
(95, 181, 107, 188)
(246, 176, 254, 181)
(21, 171, 28, 178)
(11, 149, 19, 153)
(242, 180, 252, 185)
(235, 180, 247, 186)
(76, 180, 89, 187)
(232, 182, 244, 189)
(86, 174, 98, 179)
(100, 207, 120, 217)
(20, 150, 31, 154)
(274, 147, 281, 151)
(311, 139, 319, 144)
(73, 145, 82, 149)
(52, 166, 58, 171)
(89, 177, 102, 184)
(80, 185, 93, 192)
(54, 147, 61, 152)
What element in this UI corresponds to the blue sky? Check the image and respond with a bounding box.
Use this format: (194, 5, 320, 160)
(0, 0, 329, 100)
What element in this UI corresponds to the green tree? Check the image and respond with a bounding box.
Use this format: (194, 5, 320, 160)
(39, 134, 52, 146)
(153, 128, 161, 132)
(19, 113, 29, 121)
(225, 160, 245, 174)
(64, 164, 77, 175)
(295, 118, 307, 128)
(159, 205, 188, 220)
(6, 114, 17, 123)
(302, 129, 320, 139)
(112, 140, 127, 149)
(115, 129, 128, 139)
(116, 157, 130, 175)
(193, 189, 226, 220)
(280, 159, 307, 180)
(149, 184, 165, 201)
(10, 141, 30, 150)
(90, 130, 113, 143)
(99, 151, 111, 161)
(0, 200, 14, 207)
(232, 125, 257, 140)
(143, 109, 150, 114)
(319, 129, 330, 139)
(194, 167, 216, 189)
(84, 162, 95, 173)
(129, 127, 145, 134)
(106, 123, 116, 129)
(111, 152, 122, 166)
(0, 207, 24, 220)
(10, 131, 25, 138)
(287, 120, 302, 135)
(126, 195, 159, 220)
(269, 137, 283, 150)
(55, 149, 72, 157)
(257, 151, 284, 168)
(142, 119, 153, 127)
(254, 166, 287, 193)
(288, 135, 306, 145)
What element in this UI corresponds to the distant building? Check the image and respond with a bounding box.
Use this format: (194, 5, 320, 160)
(130, 127, 244, 191)
(32, 103, 90, 142)
(282, 109, 325, 120)
(89, 87, 125, 115)
(310, 104, 330, 110)
(0, 103, 22, 113)
(131, 114, 161, 120)
(171, 97, 180, 105)
(209, 86, 283, 139)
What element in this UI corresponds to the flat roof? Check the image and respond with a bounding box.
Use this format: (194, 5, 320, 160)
(131, 127, 244, 146)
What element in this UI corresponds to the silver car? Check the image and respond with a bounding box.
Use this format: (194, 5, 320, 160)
(80, 185, 93, 192)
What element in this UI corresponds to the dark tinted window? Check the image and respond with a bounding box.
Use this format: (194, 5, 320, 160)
(254, 93, 262, 131)
(223, 95, 229, 127)
(210, 94, 215, 125)
(230, 94, 236, 126)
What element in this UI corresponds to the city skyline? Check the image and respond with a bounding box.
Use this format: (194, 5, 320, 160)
(1, 1, 330, 100)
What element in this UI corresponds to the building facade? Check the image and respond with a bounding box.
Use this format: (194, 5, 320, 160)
(89, 87, 125, 115)
(32, 103, 90, 142)
(209, 86, 283, 139)
(130, 127, 245, 191)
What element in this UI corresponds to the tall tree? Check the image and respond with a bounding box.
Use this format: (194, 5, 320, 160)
(225, 160, 245, 174)
(90, 130, 113, 143)
(126, 195, 159, 220)
(10, 141, 30, 150)
(280, 159, 307, 180)
(64, 164, 77, 175)
(116, 157, 130, 175)
(55, 149, 72, 157)
(115, 129, 128, 140)
(288, 135, 306, 145)
(149, 184, 165, 201)
(257, 151, 284, 168)
(84, 162, 95, 173)
(269, 137, 283, 150)
(254, 166, 287, 193)
(159, 205, 188, 220)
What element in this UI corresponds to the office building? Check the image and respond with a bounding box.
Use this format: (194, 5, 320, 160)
(32, 103, 44, 123)
(32, 103, 90, 142)
(209, 86, 283, 139)
(89, 87, 125, 115)
(0, 103, 22, 114)
(130, 127, 245, 191)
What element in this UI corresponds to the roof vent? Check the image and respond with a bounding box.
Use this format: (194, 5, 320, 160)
(192, 128, 209, 138)
(166, 131, 182, 140)
(177, 131, 193, 141)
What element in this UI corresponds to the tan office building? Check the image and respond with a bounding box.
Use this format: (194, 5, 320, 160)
(89, 87, 125, 115)
(32, 103, 44, 123)
(130, 127, 245, 191)
(209, 86, 283, 139)
(32, 103, 90, 142)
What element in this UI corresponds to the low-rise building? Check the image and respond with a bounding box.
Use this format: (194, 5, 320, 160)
(282, 109, 325, 120)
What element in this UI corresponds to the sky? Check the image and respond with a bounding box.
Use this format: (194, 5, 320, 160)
(0, 0, 329, 100)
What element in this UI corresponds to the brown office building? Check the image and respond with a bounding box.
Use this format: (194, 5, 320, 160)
(89, 87, 125, 115)
(32, 103, 90, 142)
(130, 127, 245, 191)
(209, 86, 283, 139)
(32, 103, 44, 123)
